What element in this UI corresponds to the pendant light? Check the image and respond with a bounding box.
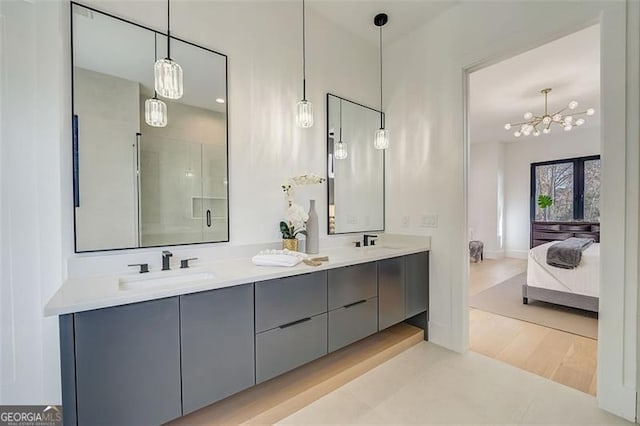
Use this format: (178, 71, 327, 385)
(145, 33, 168, 127)
(295, 0, 313, 128)
(335, 99, 348, 159)
(373, 13, 389, 150)
(154, 0, 183, 100)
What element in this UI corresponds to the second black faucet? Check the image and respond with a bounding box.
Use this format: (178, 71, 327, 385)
(162, 250, 173, 271)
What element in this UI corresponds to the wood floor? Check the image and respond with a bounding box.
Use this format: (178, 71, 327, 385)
(169, 323, 424, 425)
(469, 258, 598, 396)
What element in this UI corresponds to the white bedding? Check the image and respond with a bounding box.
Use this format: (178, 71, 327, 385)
(527, 241, 600, 298)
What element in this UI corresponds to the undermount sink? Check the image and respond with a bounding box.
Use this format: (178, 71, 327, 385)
(118, 269, 215, 291)
(357, 245, 399, 252)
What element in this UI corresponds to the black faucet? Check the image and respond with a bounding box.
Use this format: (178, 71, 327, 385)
(162, 250, 173, 271)
(363, 234, 378, 247)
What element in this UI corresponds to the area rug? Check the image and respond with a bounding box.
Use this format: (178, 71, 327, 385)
(469, 272, 598, 339)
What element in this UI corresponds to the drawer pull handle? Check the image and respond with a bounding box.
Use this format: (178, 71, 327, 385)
(344, 299, 367, 309)
(279, 317, 312, 329)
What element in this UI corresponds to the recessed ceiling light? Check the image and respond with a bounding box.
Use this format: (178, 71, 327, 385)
(215, 98, 225, 104)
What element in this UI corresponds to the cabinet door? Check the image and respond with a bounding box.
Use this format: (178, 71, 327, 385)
(255, 313, 327, 383)
(328, 297, 378, 352)
(180, 284, 255, 415)
(255, 271, 327, 333)
(328, 262, 377, 310)
(405, 252, 429, 318)
(378, 257, 405, 330)
(74, 297, 182, 425)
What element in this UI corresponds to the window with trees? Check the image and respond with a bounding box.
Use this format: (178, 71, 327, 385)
(531, 155, 601, 222)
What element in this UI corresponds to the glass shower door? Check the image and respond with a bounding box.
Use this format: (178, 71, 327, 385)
(139, 134, 204, 246)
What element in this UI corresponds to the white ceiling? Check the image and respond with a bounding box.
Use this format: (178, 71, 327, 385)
(308, 0, 457, 46)
(470, 24, 600, 145)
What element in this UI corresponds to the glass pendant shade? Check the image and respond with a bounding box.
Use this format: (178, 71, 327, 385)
(296, 99, 314, 128)
(374, 128, 389, 150)
(334, 141, 348, 160)
(145, 97, 167, 127)
(154, 58, 183, 99)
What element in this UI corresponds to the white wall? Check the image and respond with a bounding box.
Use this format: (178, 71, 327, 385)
(385, 0, 638, 420)
(468, 141, 504, 258)
(503, 128, 600, 258)
(0, 0, 70, 405)
(0, 0, 377, 405)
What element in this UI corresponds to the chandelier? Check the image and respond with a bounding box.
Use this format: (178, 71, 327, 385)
(504, 88, 595, 137)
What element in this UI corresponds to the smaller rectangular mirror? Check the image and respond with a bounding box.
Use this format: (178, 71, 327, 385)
(327, 94, 385, 234)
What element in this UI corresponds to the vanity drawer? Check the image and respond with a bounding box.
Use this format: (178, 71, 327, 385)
(328, 297, 378, 352)
(255, 313, 327, 383)
(328, 262, 377, 310)
(255, 271, 327, 333)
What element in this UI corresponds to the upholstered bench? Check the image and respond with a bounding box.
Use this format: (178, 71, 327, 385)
(469, 240, 484, 263)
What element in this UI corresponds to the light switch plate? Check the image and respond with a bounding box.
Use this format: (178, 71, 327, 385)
(420, 214, 438, 228)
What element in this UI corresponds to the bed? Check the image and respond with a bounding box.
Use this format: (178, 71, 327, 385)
(523, 221, 600, 312)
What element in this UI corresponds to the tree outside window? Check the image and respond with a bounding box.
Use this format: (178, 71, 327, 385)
(531, 156, 600, 222)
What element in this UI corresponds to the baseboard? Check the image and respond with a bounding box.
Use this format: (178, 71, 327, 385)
(483, 250, 504, 259)
(427, 321, 464, 353)
(505, 250, 528, 259)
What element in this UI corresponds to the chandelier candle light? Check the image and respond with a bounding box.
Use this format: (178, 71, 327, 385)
(145, 33, 168, 127)
(373, 13, 389, 150)
(505, 88, 595, 137)
(154, 0, 184, 100)
(295, 0, 313, 128)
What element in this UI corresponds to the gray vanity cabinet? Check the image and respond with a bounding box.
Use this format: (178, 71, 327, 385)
(255, 314, 328, 383)
(255, 272, 328, 383)
(74, 297, 182, 426)
(328, 298, 378, 352)
(255, 272, 327, 333)
(59, 251, 430, 425)
(378, 257, 406, 330)
(327, 262, 379, 352)
(180, 284, 255, 415)
(405, 252, 429, 318)
(327, 262, 377, 310)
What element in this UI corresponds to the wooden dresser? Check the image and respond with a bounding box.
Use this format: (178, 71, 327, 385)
(530, 221, 600, 248)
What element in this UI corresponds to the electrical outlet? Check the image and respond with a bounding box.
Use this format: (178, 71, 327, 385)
(401, 216, 410, 228)
(347, 215, 358, 225)
(420, 214, 438, 228)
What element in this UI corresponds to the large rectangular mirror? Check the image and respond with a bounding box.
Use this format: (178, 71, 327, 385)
(327, 94, 384, 234)
(72, 3, 228, 252)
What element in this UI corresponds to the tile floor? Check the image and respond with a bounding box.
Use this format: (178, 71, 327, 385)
(277, 342, 629, 425)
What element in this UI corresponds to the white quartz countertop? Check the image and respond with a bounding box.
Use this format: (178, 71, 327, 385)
(45, 236, 430, 316)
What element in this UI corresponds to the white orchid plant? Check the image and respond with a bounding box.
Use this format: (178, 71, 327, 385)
(280, 173, 326, 240)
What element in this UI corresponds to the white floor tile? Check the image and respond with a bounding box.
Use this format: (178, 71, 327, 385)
(278, 342, 632, 426)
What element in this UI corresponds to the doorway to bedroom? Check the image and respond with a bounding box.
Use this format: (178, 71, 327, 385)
(466, 24, 601, 395)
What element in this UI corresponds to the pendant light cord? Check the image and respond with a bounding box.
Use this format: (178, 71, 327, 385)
(302, 0, 307, 101)
(166, 0, 172, 59)
(339, 99, 343, 142)
(379, 25, 384, 129)
(154, 33, 159, 98)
